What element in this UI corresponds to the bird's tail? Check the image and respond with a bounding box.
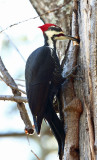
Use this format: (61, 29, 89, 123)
(44, 106, 65, 160)
(33, 115, 43, 135)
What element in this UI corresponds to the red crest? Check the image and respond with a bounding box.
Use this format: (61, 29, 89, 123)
(38, 24, 56, 32)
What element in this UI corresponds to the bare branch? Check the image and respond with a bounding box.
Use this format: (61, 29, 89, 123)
(0, 75, 26, 94)
(0, 132, 25, 137)
(0, 95, 27, 103)
(0, 57, 20, 94)
(15, 79, 25, 82)
(0, 77, 25, 82)
(17, 83, 25, 88)
(27, 135, 40, 160)
(0, 57, 34, 134)
(31, 149, 40, 160)
(0, 3, 66, 34)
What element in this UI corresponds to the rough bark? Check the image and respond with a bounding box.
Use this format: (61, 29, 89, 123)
(29, 0, 97, 159)
(75, 0, 97, 159)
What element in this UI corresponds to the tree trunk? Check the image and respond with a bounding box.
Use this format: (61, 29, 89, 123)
(29, 0, 97, 159)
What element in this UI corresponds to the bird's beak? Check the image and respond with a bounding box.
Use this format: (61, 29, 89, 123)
(62, 34, 80, 43)
(55, 32, 80, 44)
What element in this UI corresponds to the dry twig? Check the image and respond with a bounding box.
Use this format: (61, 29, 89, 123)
(3, 30, 26, 63)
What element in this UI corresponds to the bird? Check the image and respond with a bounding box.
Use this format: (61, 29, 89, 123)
(25, 23, 79, 160)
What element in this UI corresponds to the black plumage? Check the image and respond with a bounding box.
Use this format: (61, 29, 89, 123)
(25, 46, 65, 160)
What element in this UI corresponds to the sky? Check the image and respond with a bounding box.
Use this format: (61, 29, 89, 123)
(0, 0, 59, 160)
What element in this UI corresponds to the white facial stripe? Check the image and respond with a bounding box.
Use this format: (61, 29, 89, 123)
(47, 38, 54, 48)
(54, 36, 66, 40)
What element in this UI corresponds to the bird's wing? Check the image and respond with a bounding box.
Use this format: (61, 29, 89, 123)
(25, 46, 55, 115)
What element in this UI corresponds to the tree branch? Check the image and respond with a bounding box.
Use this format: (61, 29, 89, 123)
(0, 95, 27, 103)
(0, 57, 34, 134)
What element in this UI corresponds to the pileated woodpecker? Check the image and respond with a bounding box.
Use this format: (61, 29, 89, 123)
(25, 24, 79, 160)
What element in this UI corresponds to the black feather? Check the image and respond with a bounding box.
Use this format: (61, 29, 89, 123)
(25, 46, 65, 160)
